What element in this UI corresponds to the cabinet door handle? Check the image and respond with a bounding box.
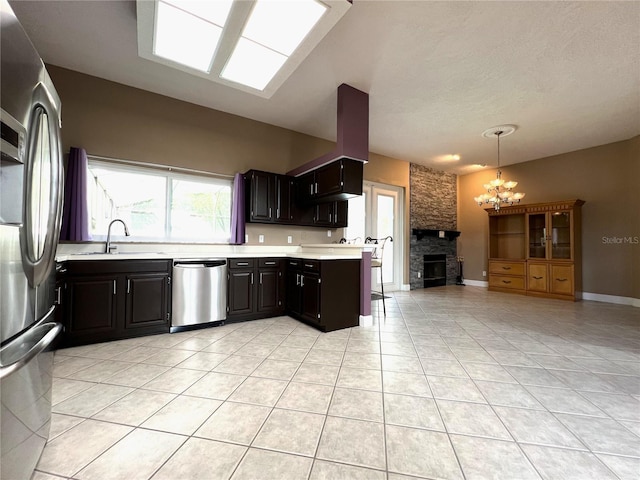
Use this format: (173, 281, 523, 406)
(300, 275, 305, 287)
(291, 261, 298, 266)
(329, 213, 332, 223)
(296, 273, 300, 286)
(237, 262, 249, 266)
(502, 280, 511, 284)
(260, 272, 263, 284)
(304, 264, 314, 268)
(276, 208, 279, 218)
(113, 280, 116, 295)
(251, 273, 254, 285)
(310, 184, 314, 195)
(265, 261, 276, 265)
(55, 286, 62, 305)
(269, 207, 272, 218)
(556, 278, 568, 282)
(127, 279, 131, 294)
(533, 276, 543, 280)
(314, 183, 318, 194)
(501, 266, 511, 270)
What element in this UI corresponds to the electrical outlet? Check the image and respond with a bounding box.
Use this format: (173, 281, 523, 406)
(327, 230, 331, 237)
(417, 272, 421, 278)
(258, 234, 264, 243)
(482, 270, 487, 277)
(287, 236, 292, 244)
(245, 234, 249, 243)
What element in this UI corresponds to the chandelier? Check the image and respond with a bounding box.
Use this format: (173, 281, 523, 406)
(474, 125, 525, 211)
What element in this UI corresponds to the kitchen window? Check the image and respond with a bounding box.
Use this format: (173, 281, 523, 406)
(87, 159, 232, 242)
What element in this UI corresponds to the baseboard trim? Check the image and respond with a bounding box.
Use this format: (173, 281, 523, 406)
(415, 280, 638, 307)
(401, 284, 411, 291)
(359, 315, 373, 324)
(582, 292, 640, 308)
(463, 279, 489, 288)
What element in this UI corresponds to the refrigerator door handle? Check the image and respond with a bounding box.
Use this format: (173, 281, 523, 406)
(20, 82, 63, 288)
(0, 306, 60, 380)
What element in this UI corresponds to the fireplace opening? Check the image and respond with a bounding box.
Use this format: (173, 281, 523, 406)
(423, 254, 446, 288)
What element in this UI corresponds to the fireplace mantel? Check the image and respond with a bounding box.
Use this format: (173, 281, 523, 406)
(412, 229, 460, 241)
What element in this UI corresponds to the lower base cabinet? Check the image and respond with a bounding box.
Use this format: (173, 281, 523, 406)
(286, 258, 360, 332)
(227, 258, 285, 322)
(58, 260, 172, 347)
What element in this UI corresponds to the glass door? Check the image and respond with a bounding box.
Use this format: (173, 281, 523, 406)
(527, 213, 547, 259)
(345, 182, 403, 291)
(550, 211, 572, 259)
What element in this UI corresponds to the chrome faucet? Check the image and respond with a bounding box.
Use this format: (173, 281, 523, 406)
(105, 219, 130, 253)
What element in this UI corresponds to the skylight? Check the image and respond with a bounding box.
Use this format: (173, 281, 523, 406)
(221, 0, 327, 90)
(137, 0, 351, 98)
(153, 0, 232, 72)
(242, 0, 327, 56)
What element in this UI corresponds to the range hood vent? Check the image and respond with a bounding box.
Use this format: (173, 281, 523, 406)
(287, 83, 368, 177)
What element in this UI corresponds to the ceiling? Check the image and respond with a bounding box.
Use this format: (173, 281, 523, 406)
(9, 0, 640, 174)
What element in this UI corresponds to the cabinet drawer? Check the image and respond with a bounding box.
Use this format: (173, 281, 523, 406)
(489, 261, 525, 276)
(229, 258, 255, 269)
(489, 275, 525, 290)
(302, 260, 320, 273)
(288, 258, 302, 269)
(527, 263, 548, 292)
(258, 258, 282, 268)
(550, 264, 574, 295)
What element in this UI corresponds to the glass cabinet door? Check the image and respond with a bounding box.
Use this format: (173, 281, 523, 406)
(550, 211, 572, 259)
(528, 213, 547, 259)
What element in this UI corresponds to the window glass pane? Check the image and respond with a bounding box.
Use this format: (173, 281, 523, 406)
(345, 192, 365, 242)
(376, 194, 394, 283)
(170, 178, 231, 241)
(87, 160, 232, 242)
(88, 165, 166, 238)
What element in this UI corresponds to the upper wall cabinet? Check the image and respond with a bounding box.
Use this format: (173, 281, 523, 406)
(297, 158, 363, 204)
(245, 170, 295, 224)
(244, 166, 354, 229)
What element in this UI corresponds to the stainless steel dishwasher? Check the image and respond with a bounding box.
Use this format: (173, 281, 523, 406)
(172, 259, 227, 331)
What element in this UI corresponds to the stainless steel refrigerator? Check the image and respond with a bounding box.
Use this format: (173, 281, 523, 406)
(1, 1, 64, 478)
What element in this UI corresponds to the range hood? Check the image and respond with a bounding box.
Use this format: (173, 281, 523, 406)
(287, 83, 368, 177)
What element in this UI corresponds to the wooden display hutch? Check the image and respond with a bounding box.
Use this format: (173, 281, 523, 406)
(486, 199, 584, 300)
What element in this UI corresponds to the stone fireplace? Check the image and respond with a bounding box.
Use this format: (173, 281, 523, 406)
(409, 164, 458, 290)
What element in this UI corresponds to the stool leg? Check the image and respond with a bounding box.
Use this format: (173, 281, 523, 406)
(380, 266, 386, 316)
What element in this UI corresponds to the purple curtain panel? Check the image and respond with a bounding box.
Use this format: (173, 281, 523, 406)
(59, 147, 91, 241)
(230, 172, 245, 244)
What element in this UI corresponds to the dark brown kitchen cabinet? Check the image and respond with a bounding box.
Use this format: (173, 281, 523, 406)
(65, 275, 119, 339)
(313, 201, 348, 228)
(57, 260, 171, 347)
(227, 259, 254, 316)
(245, 170, 295, 224)
(275, 175, 295, 223)
(286, 258, 360, 332)
(124, 273, 170, 331)
(227, 258, 284, 321)
(297, 158, 363, 204)
(247, 170, 272, 222)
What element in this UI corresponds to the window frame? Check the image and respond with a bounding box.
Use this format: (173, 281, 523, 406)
(87, 158, 233, 244)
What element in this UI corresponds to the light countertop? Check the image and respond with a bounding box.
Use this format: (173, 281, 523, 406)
(56, 244, 364, 262)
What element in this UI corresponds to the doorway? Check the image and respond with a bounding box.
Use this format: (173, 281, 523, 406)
(345, 182, 404, 292)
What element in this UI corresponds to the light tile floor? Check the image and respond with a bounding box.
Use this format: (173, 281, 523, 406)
(34, 286, 640, 480)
